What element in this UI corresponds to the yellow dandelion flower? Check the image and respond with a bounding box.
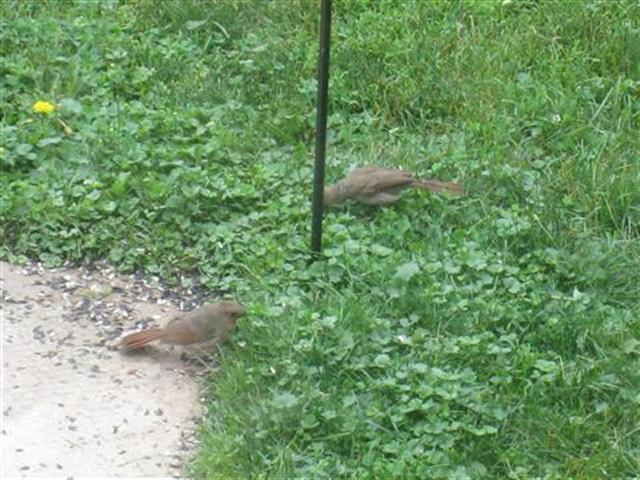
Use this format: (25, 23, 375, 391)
(33, 100, 56, 114)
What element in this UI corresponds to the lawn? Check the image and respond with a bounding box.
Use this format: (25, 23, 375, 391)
(1, 0, 639, 478)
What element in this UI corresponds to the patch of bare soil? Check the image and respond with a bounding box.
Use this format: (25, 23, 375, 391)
(1, 260, 217, 478)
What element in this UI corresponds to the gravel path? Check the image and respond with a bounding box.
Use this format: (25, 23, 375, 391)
(1, 260, 213, 478)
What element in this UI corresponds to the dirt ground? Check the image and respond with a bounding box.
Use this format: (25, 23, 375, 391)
(1, 260, 217, 479)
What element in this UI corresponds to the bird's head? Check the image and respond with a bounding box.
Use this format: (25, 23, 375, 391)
(217, 300, 246, 324)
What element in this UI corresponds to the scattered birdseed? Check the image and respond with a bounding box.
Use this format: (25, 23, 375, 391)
(3, 259, 207, 476)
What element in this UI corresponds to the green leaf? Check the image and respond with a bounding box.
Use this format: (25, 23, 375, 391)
(272, 391, 299, 409)
(411, 363, 428, 374)
(534, 359, 557, 373)
(374, 354, 391, 367)
(394, 261, 420, 282)
(101, 201, 117, 213)
(622, 338, 640, 354)
(186, 20, 207, 30)
(86, 190, 101, 201)
(59, 98, 83, 114)
(443, 259, 461, 274)
(15, 143, 33, 155)
(37, 137, 63, 148)
(465, 425, 498, 436)
(371, 244, 393, 256)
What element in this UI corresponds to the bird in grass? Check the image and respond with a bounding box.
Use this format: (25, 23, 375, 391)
(324, 165, 464, 206)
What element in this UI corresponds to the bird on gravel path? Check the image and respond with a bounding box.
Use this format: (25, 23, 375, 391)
(120, 301, 245, 350)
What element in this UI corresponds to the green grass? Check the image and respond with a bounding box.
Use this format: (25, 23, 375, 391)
(1, 0, 639, 478)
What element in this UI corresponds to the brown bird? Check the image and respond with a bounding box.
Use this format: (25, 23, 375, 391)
(324, 165, 464, 206)
(120, 301, 245, 350)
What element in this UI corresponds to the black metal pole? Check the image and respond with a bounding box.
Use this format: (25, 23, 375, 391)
(310, 0, 332, 258)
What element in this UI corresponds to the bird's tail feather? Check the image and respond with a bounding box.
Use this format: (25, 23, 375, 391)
(414, 180, 464, 196)
(120, 328, 164, 350)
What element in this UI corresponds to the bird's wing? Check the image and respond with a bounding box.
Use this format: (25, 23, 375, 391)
(357, 167, 414, 194)
(163, 315, 201, 344)
(359, 192, 401, 205)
